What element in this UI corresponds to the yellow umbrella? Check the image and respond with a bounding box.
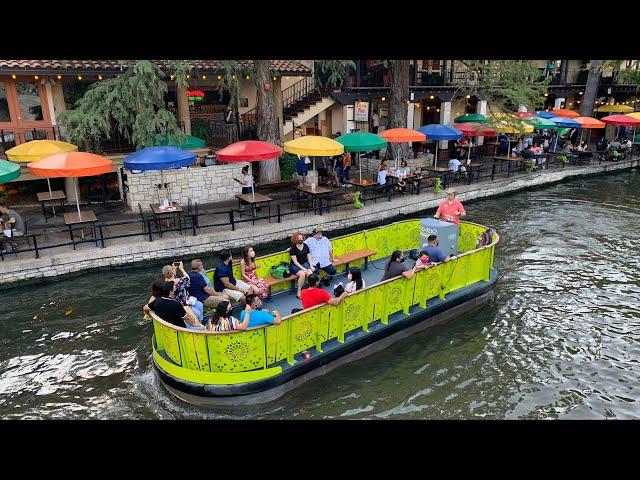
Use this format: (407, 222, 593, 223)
(626, 112, 640, 120)
(596, 104, 633, 113)
(5, 140, 78, 212)
(5, 139, 78, 163)
(283, 135, 344, 156)
(489, 114, 533, 158)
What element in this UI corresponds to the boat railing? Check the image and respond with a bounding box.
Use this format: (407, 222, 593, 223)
(150, 221, 499, 384)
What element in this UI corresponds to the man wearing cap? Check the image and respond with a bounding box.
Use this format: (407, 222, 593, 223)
(434, 188, 466, 225)
(304, 228, 336, 286)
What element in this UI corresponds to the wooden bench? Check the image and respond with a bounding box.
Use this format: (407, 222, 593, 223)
(332, 248, 377, 272)
(263, 273, 298, 299)
(256, 179, 298, 192)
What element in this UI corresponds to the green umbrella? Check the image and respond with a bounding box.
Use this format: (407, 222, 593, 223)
(336, 132, 387, 183)
(454, 113, 490, 123)
(0, 160, 20, 184)
(156, 135, 206, 149)
(523, 117, 559, 130)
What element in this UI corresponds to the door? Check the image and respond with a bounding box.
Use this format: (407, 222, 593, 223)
(0, 76, 54, 145)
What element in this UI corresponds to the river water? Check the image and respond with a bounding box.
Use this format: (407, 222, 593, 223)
(1, 171, 639, 420)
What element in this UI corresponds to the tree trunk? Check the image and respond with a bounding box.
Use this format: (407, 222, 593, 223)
(254, 60, 281, 183)
(559, 60, 569, 84)
(387, 60, 411, 160)
(581, 60, 602, 117)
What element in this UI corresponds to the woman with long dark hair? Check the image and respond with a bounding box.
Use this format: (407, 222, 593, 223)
(381, 250, 419, 281)
(240, 246, 268, 299)
(206, 301, 250, 332)
(345, 266, 365, 293)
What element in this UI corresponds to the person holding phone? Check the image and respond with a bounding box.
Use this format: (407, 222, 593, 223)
(162, 261, 204, 322)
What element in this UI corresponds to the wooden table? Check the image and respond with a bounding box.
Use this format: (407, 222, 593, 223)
(235, 193, 273, 225)
(37, 190, 66, 222)
(388, 173, 418, 194)
(423, 166, 451, 188)
(64, 210, 98, 249)
(296, 185, 334, 214)
(150, 202, 184, 236)
(332, 248, 377, 272)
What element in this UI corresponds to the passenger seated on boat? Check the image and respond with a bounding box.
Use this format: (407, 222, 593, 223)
(239, 294, 282, 328)
(290, 232, 315, 299)
(143, 276, 166, 315)
(145, 281, 203, 330)
(206, 301, 250, 332)
(305, 228, 337, 286)
(214, 250, 257, 305)
(300, 274, 348, 309)
(189, 259, 229, 308)
(162, 261, 204, 323)
(344, 266, 366, 293)
(380, 250, 423, 282)
(416, 251, 431, 268)
(240, 246, 269, 300)
(424, 235, 451, 263)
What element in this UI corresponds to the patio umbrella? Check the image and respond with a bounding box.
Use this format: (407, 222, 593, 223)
(490, 116, 534, 158)
(216, 140, 282, 199)
(379, 128, 426, 170)
(625, 113, 640, 141)
(550, 108, 579, 118)
(5, 139, 79, 206)
(27, 152, 113, 219)
(0, 160, 20, 184)
(283, 135, 344, 179)
(454, 113, 490, 123)
(535, 111, 557, 119)
(124, 146, 197, 204)
(596, 104, 634, 113)
(601, 114, 640, 143)
(456, 122, 496, 162)
(416, 124, 462, 168)
(573, 116, 606, 145)
(549, 117, 581, 151)
(156, 135, 206, 149)
(524, 117, 559, 130)
(515, 111, 537, 119)
(336, 132, 387, 183)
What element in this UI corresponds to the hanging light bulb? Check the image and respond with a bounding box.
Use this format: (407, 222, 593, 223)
(34, 75, 39, 80)
(272, 76, 276, 81)
(202, 75, 206, 79)
(11, 74, 16, 79)
(186, 74, 190, 79)
(381, 96, 386, 101)
(430, 95, 434, 99)
(57, 75, 61, 80)
(217, 75, 221, 80)
(246, 75, 250, 80)
(78, 75, 82, 80)
(98, 75, 103, 81)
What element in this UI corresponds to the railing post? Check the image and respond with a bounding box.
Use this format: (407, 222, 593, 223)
(317, 197, 323, 215)
(491, 162, 496, 181)
(277, 204, 281, 223)
(147, 220, 153, 241)
(229, 210, 235, 231)
(191, 214, 197, 235)
(33, 235, 40, 259)
(99, 225, 105, 248)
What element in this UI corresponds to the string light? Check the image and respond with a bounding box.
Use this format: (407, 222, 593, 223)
(544, 93, 548, 97)
(232, 75, 236, 80)
(202, 75, 206, 79)
(34, 75, 38, 80)
(11, 74, 16, 79)
(381, 97, 386, 101)
(416, 104, 420, 108)
(466, 95, 471, 99)
(272, 76, 276, 81)
(98, 75, 103, 81)
(57, 75, 61, 80)
(436, 108, 440, 112)
(78, 75, 82, 80)
(217, 75, 221, 80)
(246, 75, 250, 80)
(170, 75, 174, 80)
(579, 91, 583, 95)
(430, 95, 434, 99)
(186, 74, 190, 79)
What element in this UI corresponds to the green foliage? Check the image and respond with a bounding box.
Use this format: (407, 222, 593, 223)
(353, 190, 363, 209)
(279, 152, 297, 179)
(454, 60, 550, 112)
(433, 178, 442, 194)
(524, 159, 539, 173)
(315, 60, 357, 89)
(58, 60, 186, 150)
(190, 118, 212, 146)
(558, 155, 569, 165)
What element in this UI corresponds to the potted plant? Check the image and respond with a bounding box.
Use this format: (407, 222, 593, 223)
(524, 159, 539, 173)
(433, 178, 442, 194)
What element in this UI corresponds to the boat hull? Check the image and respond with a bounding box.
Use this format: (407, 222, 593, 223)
(153, 268, 498, 407)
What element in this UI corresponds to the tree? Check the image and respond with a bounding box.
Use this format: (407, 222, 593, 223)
(387, 60, 412, 160)
(254, 60, 281, 182)
(58, 60, 186, 151)
(581, 60, 603, 117)
(315, 60, 356, 89)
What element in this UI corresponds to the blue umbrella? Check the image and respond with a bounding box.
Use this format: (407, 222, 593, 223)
(536, 111, 557, 119)
(548, 118, 580, 151)
(124, 146, 196, 204)
(417, 124, 463, 167)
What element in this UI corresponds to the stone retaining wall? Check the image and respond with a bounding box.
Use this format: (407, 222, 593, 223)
(2, 159, 637, 286)
(125, 163, 240, 212)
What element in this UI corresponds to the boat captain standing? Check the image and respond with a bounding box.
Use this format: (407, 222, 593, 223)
(434, 187, 466, 225)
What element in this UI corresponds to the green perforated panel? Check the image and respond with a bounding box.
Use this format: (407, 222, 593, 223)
(207, 329, 267, 373)
(385, 278, 405, 317)
(422, 264, 443, 302)
(291, 309, 320, 353)
(458, 222, 486, 253)
(178, 331, 211, 371)
(153, 320, 181, 366)
(342, 291, 367, 334)
(265, 323, 288, 364)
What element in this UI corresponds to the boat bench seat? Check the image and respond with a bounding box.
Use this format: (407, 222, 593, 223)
(263, 273, 299, 299)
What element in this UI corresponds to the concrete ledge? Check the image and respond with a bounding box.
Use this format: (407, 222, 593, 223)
(1, 159, 637, 286)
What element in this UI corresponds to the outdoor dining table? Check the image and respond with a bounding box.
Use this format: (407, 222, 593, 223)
(150, 202, 183, 236)
(37, 190, 66, 222)
(64, 210, 98, 249)
(387, 173, 418, 195)
(235, 192, 273, 225)
(296, 185, 334, 214)
(346, 179, 379, 201)
(465, 162, 485, 183)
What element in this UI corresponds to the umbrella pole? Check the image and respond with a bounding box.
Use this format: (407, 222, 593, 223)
(47, 177, 55, 215)
(250, 162, 255, 200)
(434, 146, 438, 169)
(73, 179, 81, 218)
(358, 152, 362, 183)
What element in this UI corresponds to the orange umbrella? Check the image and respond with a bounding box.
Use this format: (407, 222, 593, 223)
(379, 128, 426, 169)
(28, 152, 114, 218)
(550, 109, 579, 118)
(573, 116, 605, 129)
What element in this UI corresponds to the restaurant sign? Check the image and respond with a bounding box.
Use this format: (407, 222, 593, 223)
(188, 90, 205, 101)
(354, 101, 369, 122)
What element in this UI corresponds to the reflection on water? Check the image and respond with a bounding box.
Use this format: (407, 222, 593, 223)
(1, 171, 639, 419)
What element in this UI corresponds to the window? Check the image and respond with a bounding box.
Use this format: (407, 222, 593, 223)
(0, 82, 11, 122)
(16, 81, 43, 121)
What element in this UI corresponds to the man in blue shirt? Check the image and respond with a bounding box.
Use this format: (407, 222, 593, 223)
(189, 259, 228, 308)
(424, 235, 451, 264)
(239, 294, 282, 328)
(213, 250, 255, 305)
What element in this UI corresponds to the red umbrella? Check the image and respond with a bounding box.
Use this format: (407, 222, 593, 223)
(550, 109, 580, 118)
(456, 122, 496, 137)
(515, 112, 537, 119)
(215, 140, 282, 198)
(600, 114, 640, 127)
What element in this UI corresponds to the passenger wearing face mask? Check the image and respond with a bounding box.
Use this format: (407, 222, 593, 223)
(289, 231, 315, 299)
(415, 251, 431, 268)
(344, 266, 365, 293)
(239, 294, 282, 328)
